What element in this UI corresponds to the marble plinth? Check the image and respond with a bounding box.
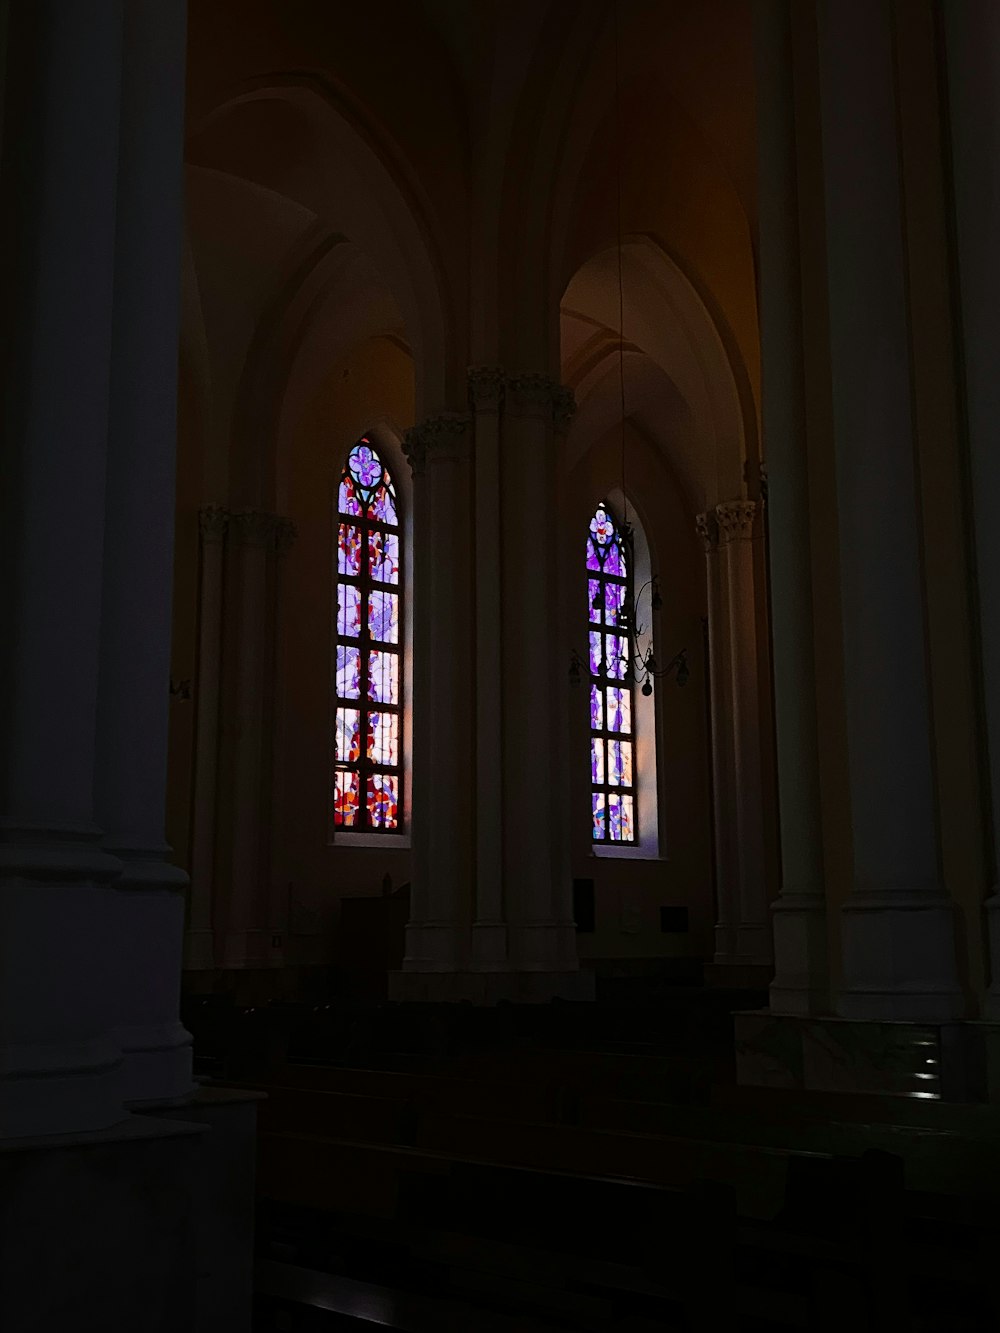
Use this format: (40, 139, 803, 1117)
(0, 1115, 206, 1332)
(148, 1084, 262, 1333)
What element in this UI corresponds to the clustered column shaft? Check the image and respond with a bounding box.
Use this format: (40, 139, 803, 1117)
(817, 0, 962, 1020)
(696, 500, 772, 969)
(402, 415, 475, 971)
(186, 507, 296, 971)
(0, 0, 191, 1136)
(751, 0, 829, 1015)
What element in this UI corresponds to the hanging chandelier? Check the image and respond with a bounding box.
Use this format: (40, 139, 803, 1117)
(570, 568, 689, 695)
(569, 0, 687, 697)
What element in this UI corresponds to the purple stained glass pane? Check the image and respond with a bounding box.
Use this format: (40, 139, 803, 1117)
(591, 792, 606, 841)
(591, 737, 605, 785)
(607, 740, 633, 788)
(338, 475, 363, 517)
(338, 522, 362, 576)
(589, 579, 601, 624)
(335, 708, 361, 764)
(367, 650, 399, 705)
(337, 582, 362, 638)
(368, 590, 399, 644)
(367, 773, 399, 829)
(368, 528, 399, 584)
(367, 710, 399, 765)
(607, 792, 634, 842)
(586, 538, 601, 572)
(606, 687, 632, 735)
(368, 483, 398, 526)
(336, 645, 362, 699)
(621, 793, 635, 841)
(608, 793, 625, 842)
(604, 540, 624, 577)
(589, 631, 602, 678)
(349, 442, 382, 490)
(590, 685, 603, 731)
(333, 768, 360, 826)
(604, 582, 625, 626)
(605, 634, 627, 680)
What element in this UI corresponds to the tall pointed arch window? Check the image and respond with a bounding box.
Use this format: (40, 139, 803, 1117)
(587, 501, 636, 843)
(333, 439, 402, 832)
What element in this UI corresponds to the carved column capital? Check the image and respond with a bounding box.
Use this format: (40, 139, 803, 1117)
(404, 414, 471, 476)
(274, 517, 297, 557)
(506, 372, 560, 420)
(715, 498, 757, 543)
(695, 511, 719, 552)
(552, 385, 576, 435)
(230, 509, 278, 547)
(198, 504, 229, 544)
(468, 366, 505, 415)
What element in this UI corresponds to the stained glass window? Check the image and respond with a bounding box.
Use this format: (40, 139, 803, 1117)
(333, 439, 402, 831)
(587, 502, 636, 843)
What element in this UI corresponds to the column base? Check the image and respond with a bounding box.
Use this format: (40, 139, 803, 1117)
(0, 841, 125, 1137)
(117, 1021, 195, 1108)
(507, 921, 579, 972)
(401, 921, 463, 972)
(769, 894, 830, 1016)
(734, 921, 774, 966)
(388, 969, 595, 1005)
(470, 921, 508, 970)
(838, 894, 965, 1022)
(713, 922, 736, 963)
(734, 1010, 988, 1102)
(183, 929, 216, 970)
(0, 1037, 124, 1139)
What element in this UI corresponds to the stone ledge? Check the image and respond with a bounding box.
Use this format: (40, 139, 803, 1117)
(735, 1010, 1000, 1103)
(388, 969, 596, 1005)
(0, 1111, 208, 1155)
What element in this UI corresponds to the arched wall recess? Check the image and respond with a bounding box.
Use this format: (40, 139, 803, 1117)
(233, 232, 407, 515)
(562, 238, 746, 512)
(564, 350, 699, 516)
(188, 77, 458, 424)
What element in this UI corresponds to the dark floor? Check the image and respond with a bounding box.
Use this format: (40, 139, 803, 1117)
(183, 972, 1000, 1332)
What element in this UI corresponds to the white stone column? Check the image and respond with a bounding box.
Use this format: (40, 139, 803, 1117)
(942, 1, 1000, 1018)
(696, 511, 739, 965)
(266, 516, 297, 960)
(468, 368, 509, 970)
(817, 0, 962, 1020)
(185, 504, 228, 970)
(404, 431, 433, 964)
(222, 510, 277, 969)
(96, 0, 192, 1106)
(502, 376, 577, 972)
(752, 0, 829, 1014)
(715, 499, 772, 966)
(401, 416, 475, 971)
(0, 2, 126, 1136)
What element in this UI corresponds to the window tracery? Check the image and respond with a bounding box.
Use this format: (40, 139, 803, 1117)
(586, 501, 636, 843)
(333, 439, 402, 831)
